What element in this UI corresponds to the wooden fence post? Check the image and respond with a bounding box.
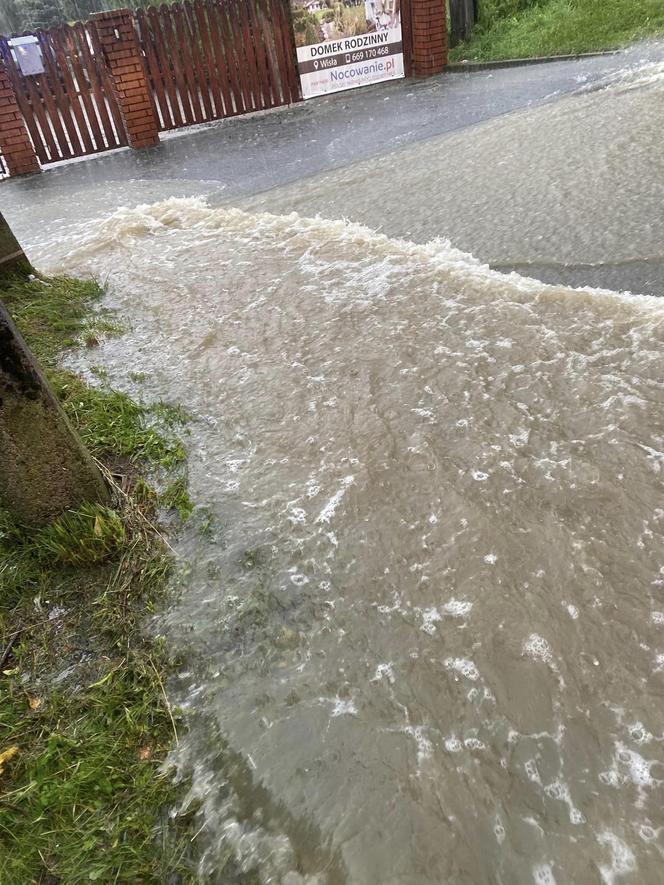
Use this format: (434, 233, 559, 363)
(0, 53, 40, 176)
(449, 0, 477, 47)
(409, 0, 448, 78)
(92, 9, 160, 149)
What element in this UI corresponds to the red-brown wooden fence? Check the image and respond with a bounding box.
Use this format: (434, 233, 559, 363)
(136, 0, 300, 132)
(0, 0, 446, 177)
(0, 0, 301, 170)
(0, 25, 127, 165)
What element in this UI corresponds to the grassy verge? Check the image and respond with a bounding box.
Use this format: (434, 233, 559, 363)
(449, 0, 664, 62)
(0, 274, 196, 882)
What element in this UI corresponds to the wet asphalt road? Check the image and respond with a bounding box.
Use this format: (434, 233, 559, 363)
(4, 38, 664, 295)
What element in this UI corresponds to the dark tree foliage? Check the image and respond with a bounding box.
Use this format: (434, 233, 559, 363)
(0, 0, 23, 34)
(0, 0, 179, 34)
(19, 0, 63, 28)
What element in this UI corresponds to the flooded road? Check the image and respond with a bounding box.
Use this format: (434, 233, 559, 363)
(240, 62, 664, 282)
(41, 197, 664, 884)
(14, 56, 664, 884)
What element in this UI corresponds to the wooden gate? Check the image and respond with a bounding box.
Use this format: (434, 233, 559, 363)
(136, 0, 301, 132)
(0, 25, 127, 165)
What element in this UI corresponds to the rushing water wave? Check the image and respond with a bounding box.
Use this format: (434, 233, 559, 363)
(237, 60, 664, 276)
(51, 198, 664, 884)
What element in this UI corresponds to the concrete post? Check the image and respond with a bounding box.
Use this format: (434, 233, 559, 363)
(0, 214, 109, 527)
(0, 55, 40, 176)
(92, 9, 160, 150)
(409, 0, 448, 78)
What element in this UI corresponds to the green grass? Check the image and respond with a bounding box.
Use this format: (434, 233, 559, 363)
(0, 273, 197, 882)
(449, 0, 664, 62)
(160, 477, 195, 522)
(0, 502, 195, 883)
(2, 274, 187, 469)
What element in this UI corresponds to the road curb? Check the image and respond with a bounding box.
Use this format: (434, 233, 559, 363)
(445, 50, 620, 73)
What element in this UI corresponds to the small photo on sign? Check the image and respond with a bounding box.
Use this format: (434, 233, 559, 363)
(291, 0, 404, 99)
(293, 0, 400, 47)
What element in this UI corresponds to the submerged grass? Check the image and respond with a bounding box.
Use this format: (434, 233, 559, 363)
(160, 477, 195, 523)
(2, 273, 187, 469)
(0, 273, 197, 882)
(449, 0, 664, 62)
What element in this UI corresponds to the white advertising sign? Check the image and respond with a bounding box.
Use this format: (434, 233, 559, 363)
(291, 1, 404, 99)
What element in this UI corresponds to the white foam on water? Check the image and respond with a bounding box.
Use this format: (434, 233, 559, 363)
(510, 428, 530, 447)
(412, 407, 436, 420)
(289, 573, 309, 587)
(40, 196, 664, 883)
(543, 780, 585, 825)
(523, 633, 554, 664)
(637, 824, 659, 842)
(597, 832, 637, 885)
(441, 599, 473, 618)
(627, 722, 653, 745)
(416, 599, 473, 634)
(418, 607, 442, 634)
(615, 743, 658, 788)
(173, 755, 305, 883)
(327, 697, 358, 717)
(523, 820, 546, 843)
(592, 61, 664, 95)
(533, 862, 558, 885)
(525, 758, 542, 785)
(371, 662, 396, 684)
(444, 658, 481, 681)
(404, 725, 434, 768)
(562, 602, 579, 619)
(315, 476, 355, 524)
(48, 197, 664, 314)
(287, 504, 307, 525)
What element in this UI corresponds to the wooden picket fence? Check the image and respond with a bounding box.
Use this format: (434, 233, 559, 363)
(0, 0, 301, 168)
(136, 0, 300, 131)
(0, 24, 126, 165)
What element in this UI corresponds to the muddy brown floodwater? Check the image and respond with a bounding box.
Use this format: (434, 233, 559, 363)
(22, 56, 663, 885)
(39, 194, 664, 885)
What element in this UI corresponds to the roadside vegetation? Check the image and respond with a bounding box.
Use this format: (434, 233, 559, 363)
(450, 0, 664, 62)
(0, 274, 197, 882)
